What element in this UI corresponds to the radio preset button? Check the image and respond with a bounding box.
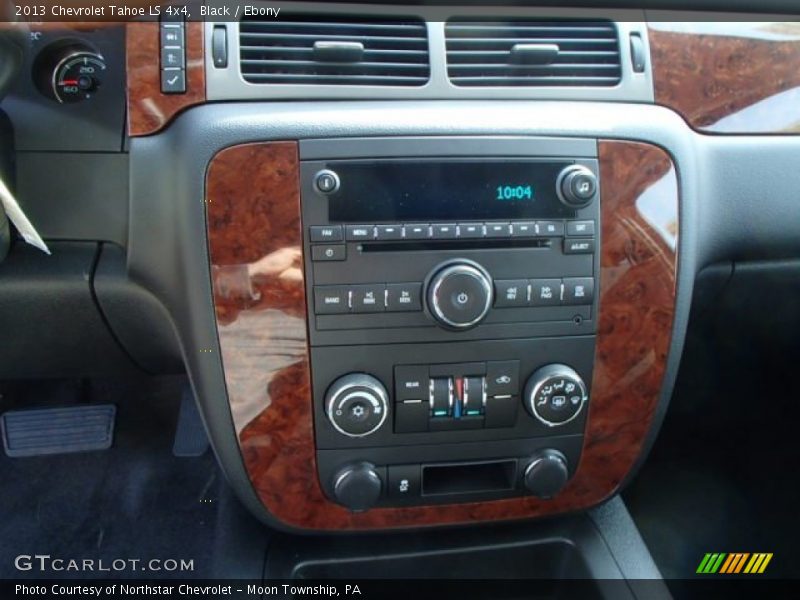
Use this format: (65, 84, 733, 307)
(494, 280, 529, 308)
(566, 220, 595, 237)
(314, 286, 350, 314)
(309, 225, 343, 242)
(351, 284, 386, 313)
(404, 224, 430, 240)
(375, 224, 403, 240)
(536, 221, 565, 237)
(311, 244, 346, 262)
(563, 277, 594, 305)
(530, 279, 563, 306)
(431, 224, 458, 239)
(458, 223, 484, 238)
(510, 222, 537, 237)
(346, 225, 375, 241)
(486, 222, 511, 238)
(564, 238, 595, 254)
(386, 282, 422, 312)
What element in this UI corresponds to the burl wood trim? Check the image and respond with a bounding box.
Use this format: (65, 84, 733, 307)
(649, 23, 800, 133)
(126, 21, 205, 136)
(208, 140, 678, 531)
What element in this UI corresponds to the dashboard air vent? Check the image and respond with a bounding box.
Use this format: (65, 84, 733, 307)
(445, 20, 621, 87)
(239, 16, 430, 86)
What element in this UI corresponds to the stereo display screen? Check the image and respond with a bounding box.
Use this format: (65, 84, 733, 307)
(325, 160, 578, 222)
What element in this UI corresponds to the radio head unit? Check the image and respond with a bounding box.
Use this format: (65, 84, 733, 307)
(298, 139, 600, 511)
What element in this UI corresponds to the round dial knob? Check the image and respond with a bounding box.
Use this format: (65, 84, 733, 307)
(556, 165, 597, 208)
(523, 449, 569, 498)
(524, 364, 588, 427)
(313, 169, 340, 195)
(33, 42, 106, 104)
(325, 373, 389, 438)
(332, 462, 382, 512)
(426, 261, 493, 330)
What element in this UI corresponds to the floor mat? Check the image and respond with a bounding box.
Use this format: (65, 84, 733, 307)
(0, 376, 267, 579)
(624, 324, 800, 584)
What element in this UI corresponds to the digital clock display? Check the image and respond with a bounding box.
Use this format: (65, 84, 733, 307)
(496, 185, 534, 201)
(325, 160, 576, 222)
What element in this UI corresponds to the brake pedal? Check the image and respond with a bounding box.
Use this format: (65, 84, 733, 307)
(1, 405, 116, 457)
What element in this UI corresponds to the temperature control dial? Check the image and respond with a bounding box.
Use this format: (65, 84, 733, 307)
(34, 42, 106, 104)
(524, 364, 588, 427)
(325, 373, 389, 438)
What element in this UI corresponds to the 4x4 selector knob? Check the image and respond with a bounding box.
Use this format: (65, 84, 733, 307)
(524, 364, 588, 427)
(325, 373, 389, 438)
(556, 165, 597, 208)
(425, 260, 493, 330)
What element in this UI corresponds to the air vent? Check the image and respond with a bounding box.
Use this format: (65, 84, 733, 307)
(445, 20, 621, 87)
(239, 16, 430, 86)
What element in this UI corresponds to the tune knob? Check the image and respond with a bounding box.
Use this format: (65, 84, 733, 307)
(556, 165, 597, 208)
(425, 260, 493, 330)
(524, 364, 588, 427)
(523, 449, 570, 498)
(332, 462, 382, 512)
(325, 373, 389, 438)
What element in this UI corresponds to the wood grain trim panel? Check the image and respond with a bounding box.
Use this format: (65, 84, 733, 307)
(207, 140, 678, 531)
(649, 23, 800, 133)
(126, 21, 205, 137)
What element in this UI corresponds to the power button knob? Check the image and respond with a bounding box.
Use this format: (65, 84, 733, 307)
(314, 169, 340, 194)
(557, 166, 597, 208)
(426, 261, 494, 330)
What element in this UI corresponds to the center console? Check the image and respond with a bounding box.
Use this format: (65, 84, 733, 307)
(300, 138, 600, 511)
(204, 132, 678, 532)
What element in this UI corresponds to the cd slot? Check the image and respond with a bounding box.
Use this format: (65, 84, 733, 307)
(361, 240, 552, 253)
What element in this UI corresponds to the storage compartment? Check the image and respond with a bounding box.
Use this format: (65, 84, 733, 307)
(422, 460, 517, 496)
(294, 539, 595, 582)
(264, 504, 669, 599)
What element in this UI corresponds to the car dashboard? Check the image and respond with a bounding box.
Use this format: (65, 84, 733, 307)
(2, 2, 800, 590)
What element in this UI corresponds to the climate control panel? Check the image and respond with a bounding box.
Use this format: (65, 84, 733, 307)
(312, 336, 594, 511)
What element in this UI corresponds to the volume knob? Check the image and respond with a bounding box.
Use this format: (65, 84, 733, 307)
(426, 260, 493, 330)
(325, 373, 389, 438)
